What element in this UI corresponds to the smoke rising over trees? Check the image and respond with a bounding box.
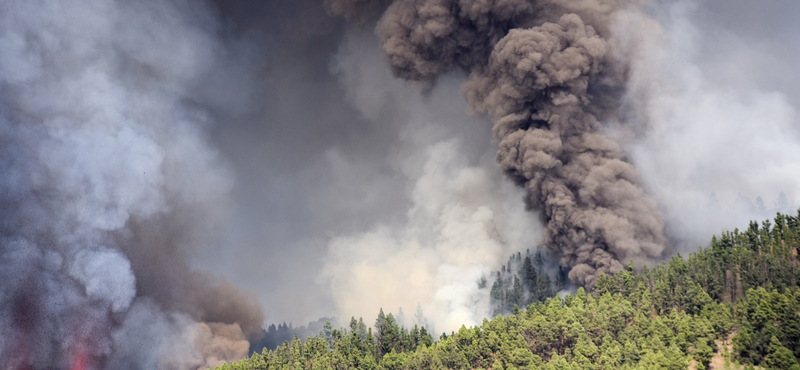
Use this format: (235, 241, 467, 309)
(218, 210, 800, 370)
(2, 0, 800, 368)
(214, 210, 800, 370)
(327, 0, 670, 287)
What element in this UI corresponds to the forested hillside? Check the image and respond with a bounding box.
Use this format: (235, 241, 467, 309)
(216, 211, 800, 370)
(488, 250, 568, 317)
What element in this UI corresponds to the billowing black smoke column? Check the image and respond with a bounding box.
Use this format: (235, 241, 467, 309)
(0, 0, 262, 369)
(327, 0, 669, 287)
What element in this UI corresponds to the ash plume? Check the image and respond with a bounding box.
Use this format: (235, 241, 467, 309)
(330, 0, 669, 287)
(4, 0, 796, 367)
(0, 0, 262, 368)
(313, 30, 541, 334)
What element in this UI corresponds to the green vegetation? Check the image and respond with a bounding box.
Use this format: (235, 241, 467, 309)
(216, 210, 800, 370)
(488, 250, 568, 317)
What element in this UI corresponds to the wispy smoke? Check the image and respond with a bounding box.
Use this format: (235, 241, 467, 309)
(613, 1, 800, 247)
(330, 0, 669, 286)
(4, 0, 799, 366)
(323, 0, 390, 22)
(321, 31, 540, 333)
(0, 0, 262, 368)
(209, 0, 800, 335)
(322, 138, 536, 332)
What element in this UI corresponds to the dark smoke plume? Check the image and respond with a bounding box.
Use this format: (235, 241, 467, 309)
(329, 0, 668, 286)
(0, 0, 262, 368)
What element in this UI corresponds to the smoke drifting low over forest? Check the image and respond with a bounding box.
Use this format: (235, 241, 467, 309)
(1, 0, 799, 368)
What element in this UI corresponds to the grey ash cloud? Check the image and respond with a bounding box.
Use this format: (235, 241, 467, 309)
(329, 0, 669, 287)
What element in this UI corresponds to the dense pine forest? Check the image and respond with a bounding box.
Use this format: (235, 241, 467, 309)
(216, 210, 800, 370)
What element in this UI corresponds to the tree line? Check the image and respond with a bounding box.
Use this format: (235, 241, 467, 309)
(214, 210, 800, 370)
(488, 250, 568, 317)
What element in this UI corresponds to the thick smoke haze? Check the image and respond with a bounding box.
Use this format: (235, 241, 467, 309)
(615, 0, 800, 246)
(2, 0, 800, 368)
(328, 0, 673, 287)
(311, 0, 800, 330)
(196, 0, 408, 324)
(322, 30, 541, 332)
(0, 0, 262, 368)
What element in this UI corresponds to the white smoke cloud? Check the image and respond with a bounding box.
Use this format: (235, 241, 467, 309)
(69, 248, 136, 313)
(107, 299, 248, 370)
(323, 139, 538, 333)
(0, 0, 260, 368)
(5, 0, 799, 365)
(613, 1, 800, 246)
(321, 29, 540, 333)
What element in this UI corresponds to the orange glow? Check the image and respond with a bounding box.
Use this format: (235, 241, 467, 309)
(69, 349, 89, 370)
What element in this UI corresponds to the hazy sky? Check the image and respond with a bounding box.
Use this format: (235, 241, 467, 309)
(1, 2, 799, 367)
(187, 0, 800, 327)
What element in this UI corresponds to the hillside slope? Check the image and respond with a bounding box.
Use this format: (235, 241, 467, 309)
(215, 210, 800, 370)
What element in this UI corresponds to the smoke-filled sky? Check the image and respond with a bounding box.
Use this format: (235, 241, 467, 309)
(201, 0, 800, 328)
(1, 0, 799, 368)
(199, 0, 800, 323)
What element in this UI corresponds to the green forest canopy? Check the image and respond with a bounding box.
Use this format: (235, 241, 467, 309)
(215, 210, 800, 370)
